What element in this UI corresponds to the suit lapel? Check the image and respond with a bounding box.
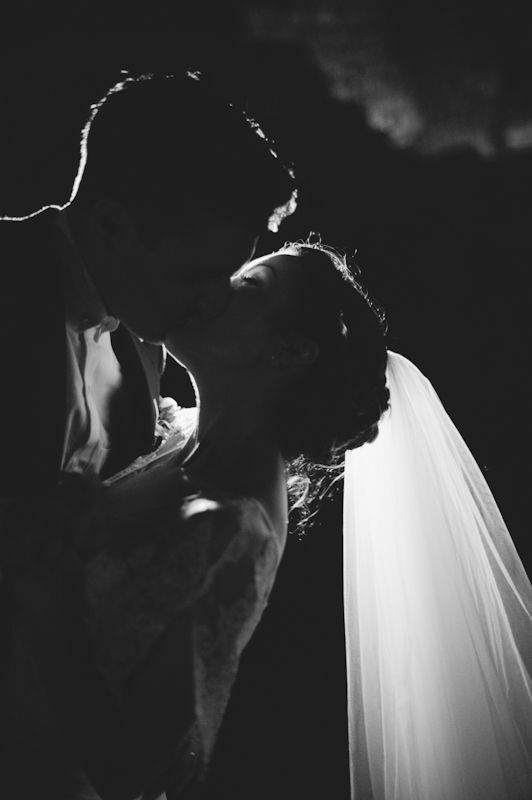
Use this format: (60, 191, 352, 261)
(0, 212, 66, 495)
(0, 211, 164, 490)
(128, 333, 166, 403)
(102, 325, 159, 478)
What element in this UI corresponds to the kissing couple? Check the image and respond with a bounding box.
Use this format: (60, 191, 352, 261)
(1, 72, 531, 800)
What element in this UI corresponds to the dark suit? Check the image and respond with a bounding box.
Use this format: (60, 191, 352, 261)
(0, 208, 165, 496)
(0, 208, 168, 798)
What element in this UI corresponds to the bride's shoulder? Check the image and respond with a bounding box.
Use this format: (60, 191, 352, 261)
(178, 491, 284, 564)
(83, 487, 283, 693)
(92, 486, 283, 595)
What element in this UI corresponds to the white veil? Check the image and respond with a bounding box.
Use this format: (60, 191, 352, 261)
(343, 351, 532, 800)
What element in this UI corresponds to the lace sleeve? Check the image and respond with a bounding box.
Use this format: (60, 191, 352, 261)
(83, 494, 282, 711)
(191, 499, 282, 762)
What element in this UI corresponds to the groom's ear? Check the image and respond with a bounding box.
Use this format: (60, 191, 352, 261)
(269, 335, 320, 371)
(89, 198, 137, 253)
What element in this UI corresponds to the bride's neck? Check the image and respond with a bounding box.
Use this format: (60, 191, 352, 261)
(185, 376, 285, 512)
(192, 370, 274, 440)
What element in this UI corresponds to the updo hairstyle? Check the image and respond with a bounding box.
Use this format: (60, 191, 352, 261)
(272, 240, 390, 527)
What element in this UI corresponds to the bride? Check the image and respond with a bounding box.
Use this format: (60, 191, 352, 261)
(3, 241, 532, 800)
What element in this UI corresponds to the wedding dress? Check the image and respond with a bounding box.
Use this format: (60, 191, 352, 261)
(1, 406, 284, 800)
(82, 406, 285, 787)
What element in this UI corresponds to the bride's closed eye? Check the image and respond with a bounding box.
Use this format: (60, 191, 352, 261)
(232, 271, 262, 289)
(233, 262, 277, 290)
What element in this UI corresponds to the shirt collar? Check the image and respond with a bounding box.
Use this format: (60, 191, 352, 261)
(53, 212, 120, 340)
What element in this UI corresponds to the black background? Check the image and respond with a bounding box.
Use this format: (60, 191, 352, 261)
(1, 3, 531, 797)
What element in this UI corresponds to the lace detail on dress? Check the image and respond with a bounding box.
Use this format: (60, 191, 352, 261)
(192, 499, 279, 763)
(83, 490, 282, 768)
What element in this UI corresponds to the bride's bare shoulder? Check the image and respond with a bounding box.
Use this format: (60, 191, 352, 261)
(179, 491, 285, 558)
(83, 489, 284, 695)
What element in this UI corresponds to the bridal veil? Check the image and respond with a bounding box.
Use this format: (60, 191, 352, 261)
(343, 351, 532, 800)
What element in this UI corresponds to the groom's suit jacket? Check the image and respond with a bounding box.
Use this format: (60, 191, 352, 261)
(0, 208, 165, 498)
(0, 211, 197, 798)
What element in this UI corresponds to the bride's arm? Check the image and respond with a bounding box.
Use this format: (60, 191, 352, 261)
(3, 475, 278, 800)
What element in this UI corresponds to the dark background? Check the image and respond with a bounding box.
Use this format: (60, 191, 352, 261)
(1, 2, 531, 797)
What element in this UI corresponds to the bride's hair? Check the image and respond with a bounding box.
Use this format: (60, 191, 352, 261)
(273, 239, 390, 529)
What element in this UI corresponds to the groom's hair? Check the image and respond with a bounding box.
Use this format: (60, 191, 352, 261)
(71, 71, 297, 243)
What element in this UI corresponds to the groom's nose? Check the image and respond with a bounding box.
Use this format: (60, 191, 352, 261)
(195, 279, 233, 320)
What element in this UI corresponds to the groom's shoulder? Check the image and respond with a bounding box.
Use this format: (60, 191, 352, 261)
(1, 209, 59, 289)
(0, 210, 64, 341)
(0, 208, 55, 249)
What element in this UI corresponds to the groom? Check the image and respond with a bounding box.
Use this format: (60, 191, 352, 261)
(1, 71, 296, 494)
(0, 71, 296, 799)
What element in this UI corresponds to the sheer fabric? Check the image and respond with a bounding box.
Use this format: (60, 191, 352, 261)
(84, 410, 283, 771)
(1, 407, 283, 797)
(84, 492, 280, 758)
(343, 351, 532, 800)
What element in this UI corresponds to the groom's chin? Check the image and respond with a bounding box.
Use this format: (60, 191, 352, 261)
(122, 322, 167, 346)
(165, 347, 188, 368)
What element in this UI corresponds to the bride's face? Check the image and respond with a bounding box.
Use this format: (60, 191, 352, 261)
(165, 252, 307, 374)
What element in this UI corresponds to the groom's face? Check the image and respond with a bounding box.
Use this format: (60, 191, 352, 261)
(166, 253, 306, 371)
(99, 212, 259, 343)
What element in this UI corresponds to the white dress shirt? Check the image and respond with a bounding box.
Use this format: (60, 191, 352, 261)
(54, 216, 123, 476)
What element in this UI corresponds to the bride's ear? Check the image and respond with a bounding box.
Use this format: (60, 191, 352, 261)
(269, 336, 320, 371)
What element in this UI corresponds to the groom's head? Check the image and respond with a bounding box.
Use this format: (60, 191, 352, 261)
(65, 71, 297, 343)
